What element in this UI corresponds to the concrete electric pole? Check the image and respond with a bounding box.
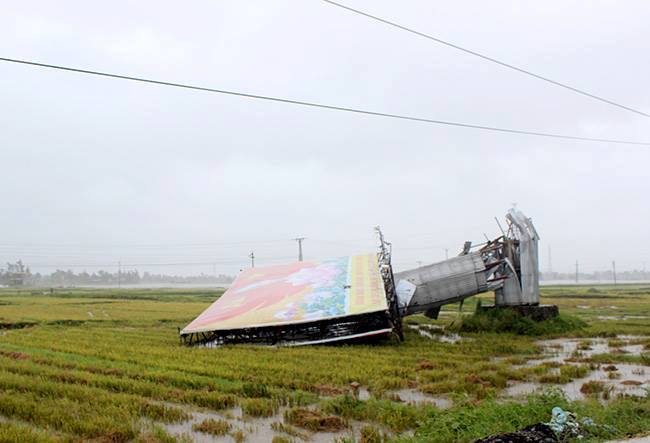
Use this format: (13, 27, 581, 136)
(294, 237, 305, 262)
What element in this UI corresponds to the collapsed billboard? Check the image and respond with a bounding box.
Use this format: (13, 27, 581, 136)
(181, 254, 392, 345)
(180, 208, 543, 347)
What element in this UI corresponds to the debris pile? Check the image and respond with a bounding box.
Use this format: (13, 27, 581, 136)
(475, 423, 557, 442)
(475, 407, 616, 443)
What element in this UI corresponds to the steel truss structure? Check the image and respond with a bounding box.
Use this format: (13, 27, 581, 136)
(179, 310, 392, 347)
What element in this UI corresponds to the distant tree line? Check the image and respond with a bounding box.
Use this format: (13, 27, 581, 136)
(0, 261, 234, 287)
(541, 270, 650, 282)
(3, 260, 648, 287)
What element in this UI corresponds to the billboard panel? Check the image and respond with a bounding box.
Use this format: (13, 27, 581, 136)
(182, 254, 387, 334)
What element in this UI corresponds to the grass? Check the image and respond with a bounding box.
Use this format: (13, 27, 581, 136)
(580, 381, 606, 395)
(240, 398, 278, 417)
(404, 390, 650, 443)
(456, 306, 587, 336)
(0, 285, 648, 442)
(323, 395, 428, 432)
(192, 418, 232, 435)
(360, 425, 385, 443)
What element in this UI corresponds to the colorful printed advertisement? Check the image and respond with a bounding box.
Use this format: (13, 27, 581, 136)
(182, 254, 387, 334)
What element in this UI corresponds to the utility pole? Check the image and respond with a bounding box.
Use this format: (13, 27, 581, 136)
(612, 260, 617, 286)
(118, 261, 122, 289)
(445, 248, 449, 260)
(294, 237, 305, 261)
(575, 260, 579, 284)
(548, 245, 553, 274)
(249, 252, 255, 268)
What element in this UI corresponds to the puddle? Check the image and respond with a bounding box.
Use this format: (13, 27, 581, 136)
(160, 405, 360, 443)
(597, 315, 649, 321)
(505, 336, 649, 402)
(355, 386, 450, 408)
(503, 381, 542, 398)
(522, 336, 648, 366)
(621, 344, 645, 354)
(520, 338, 610, 366)
(357, 386, 370, 401)
(407, 324, 464, 343)
(388, 389, 452, 409)
(576, 305, 591, 309)
(606, 436, 650, 443)
(504, 363, 649, 401)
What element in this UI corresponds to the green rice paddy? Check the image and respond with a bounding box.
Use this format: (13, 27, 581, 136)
(0, 285, 648, 442)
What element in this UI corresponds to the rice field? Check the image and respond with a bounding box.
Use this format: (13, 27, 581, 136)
(0, 285, 648, 442)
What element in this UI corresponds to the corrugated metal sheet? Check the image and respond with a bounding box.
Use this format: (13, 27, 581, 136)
(395, 252, 487, 315)
(506, 208, 540, 305)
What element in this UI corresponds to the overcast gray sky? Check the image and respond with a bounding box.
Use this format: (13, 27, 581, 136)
(1, 0, 649, 276)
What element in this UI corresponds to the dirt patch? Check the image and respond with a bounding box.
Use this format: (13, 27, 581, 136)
(0, 350, 30, 360)
(192, 418, 232, 436)
(417, 360, 439, 370)
(580, 380, 605, 394)
(46, 319, 87, 326)
(465, 375, 493, 388)
(0, 321, 38, 330)
(311, 384, 347, 397)
(621, 380, 643, 386)
(284, 408, 345, 432)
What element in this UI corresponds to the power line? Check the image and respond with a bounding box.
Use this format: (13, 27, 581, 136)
(0, 239, 288, 249)
(23, 256, 299, 268)
(1, 57, 649, 146)
(320, 0, 650, 118)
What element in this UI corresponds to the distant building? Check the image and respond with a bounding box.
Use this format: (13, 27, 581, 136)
(5, 260, 29, 286)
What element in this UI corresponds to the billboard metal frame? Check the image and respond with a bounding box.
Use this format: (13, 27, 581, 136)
(180, 310, 392, 347)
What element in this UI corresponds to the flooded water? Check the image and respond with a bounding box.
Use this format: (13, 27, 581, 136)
(407, 324, 464, 343)
(159, 405, 360, 443)
(504, 363, 648, 400)
(540, 280, 650, 285)
(607, 436, 650, 443)
(353, 386, 451, 409)
(388, 389, 453, 409)
(356, 386, 370, 401)
(597, 315, 649, 321)
(504, 336, 649, 402)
